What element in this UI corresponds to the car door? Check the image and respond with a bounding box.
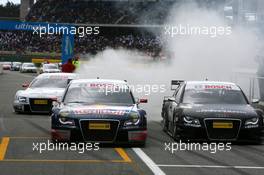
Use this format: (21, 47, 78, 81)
(172, 85, 185, 125)
(167, 85, 184, 123)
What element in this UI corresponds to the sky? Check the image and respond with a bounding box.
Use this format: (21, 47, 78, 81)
(1, 0, 20, 5)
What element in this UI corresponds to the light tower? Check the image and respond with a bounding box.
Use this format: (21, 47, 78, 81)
(20, 0, 35, 21)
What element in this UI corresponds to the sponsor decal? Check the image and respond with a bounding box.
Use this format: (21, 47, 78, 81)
(196, 109, 247, 114)
(189, 84, 240, 91)
(204, 85, 232, 90)
(73, 108, 127, 115)
(90, 83, 116, 88)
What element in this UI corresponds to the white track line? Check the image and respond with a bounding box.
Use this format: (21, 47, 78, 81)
(132, 148, 166, 175)
(157, 164, 264, 169)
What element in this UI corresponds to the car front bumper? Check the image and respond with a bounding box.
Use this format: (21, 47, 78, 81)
(177, 123, 263, 142)
(21, 69, 37, 73)
(51, 125, 147, 144)
(13, 98, 53, 113)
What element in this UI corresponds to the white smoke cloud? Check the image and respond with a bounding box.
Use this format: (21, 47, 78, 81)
(163, 2, 259, 81)
(76, 1, 261, 120)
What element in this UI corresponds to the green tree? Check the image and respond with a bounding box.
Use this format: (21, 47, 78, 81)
(0, 2, 20, 18)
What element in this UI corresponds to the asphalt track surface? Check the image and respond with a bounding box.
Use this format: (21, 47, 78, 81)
(0, 70, 264, 175)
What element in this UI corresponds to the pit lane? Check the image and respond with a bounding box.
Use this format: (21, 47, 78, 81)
(0, 70, 264, 175)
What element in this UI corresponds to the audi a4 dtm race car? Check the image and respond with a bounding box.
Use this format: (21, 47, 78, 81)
(51, 79, 148, 146)
(13, 73, 78, 113)
(162, 80, 264, 143)
(40, 63, 61, 74)
(20, 63, 37, 73)
(11, 62, 22, 71)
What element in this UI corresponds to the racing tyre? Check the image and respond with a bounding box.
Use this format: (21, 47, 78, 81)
(132, 141, 146, 147)
(162, 116, 168, 132)
(14, 110, 21, 114)
(172, 122, 180, 142)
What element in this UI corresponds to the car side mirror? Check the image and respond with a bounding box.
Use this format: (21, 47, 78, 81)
(168, 97, 176, 102)
(136, 98, 148, 104)
(22, 82, 29, 88)
(252, 99, 260, 104)
(139, 98, 148, 103)
(52, 98, 62, 107)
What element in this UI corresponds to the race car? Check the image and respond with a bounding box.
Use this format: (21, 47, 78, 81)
(20, 63, 37, 73)
(11, 62, 22, 71)
(2, 62, 11, 70)
(40, 63, 61, 74)
(161, 80, 264, 143)
(13, 73, 78, 113)
(51, 79, 148, 145)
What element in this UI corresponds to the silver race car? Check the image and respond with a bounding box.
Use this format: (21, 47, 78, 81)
(20, 63, 37, 73)
(13, 73, 78, 114)
(40, 63, 61, 74)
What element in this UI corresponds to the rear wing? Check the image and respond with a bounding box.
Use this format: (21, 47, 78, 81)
(171, 80, 184, 90)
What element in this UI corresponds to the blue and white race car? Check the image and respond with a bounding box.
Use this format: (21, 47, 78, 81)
(51, 79, 148, 146)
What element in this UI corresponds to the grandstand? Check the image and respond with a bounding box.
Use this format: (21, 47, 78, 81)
(25, 0, 224, 25)
(0, 0, 225, 60)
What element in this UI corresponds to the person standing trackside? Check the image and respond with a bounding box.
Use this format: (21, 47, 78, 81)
(61, 59, 76, 73)
(73, 56, 80, 69)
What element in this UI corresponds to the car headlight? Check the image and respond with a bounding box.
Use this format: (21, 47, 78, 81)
(58, 112, 74, 126)
(183, 116, 201, 127)
(245, 117, 259, 125)
(17, 96, 27, 103)
(59, 117, 75, 125)
(124, 112, 140, 126)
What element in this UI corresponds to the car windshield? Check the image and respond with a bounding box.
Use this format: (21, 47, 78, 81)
(44, 64, 57, 69)
(30, 78, 68, 88)
(24, 64, 35, 67)
(182, 86, 248, 104)
(63, 83, 134, 105)
(13, 63, 21, 66)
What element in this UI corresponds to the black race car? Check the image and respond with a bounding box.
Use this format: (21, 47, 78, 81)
(161, 80, 263, 143)
(51, 79, 147, 146)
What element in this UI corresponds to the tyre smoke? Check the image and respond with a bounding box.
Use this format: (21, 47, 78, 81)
(76, 1, 262, 120)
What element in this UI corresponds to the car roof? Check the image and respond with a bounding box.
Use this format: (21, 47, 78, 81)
(3, 62, 11, 64)
(36, 73, 78, 79)
(71, 79, 127, 85)
(22, 62, 34, 65)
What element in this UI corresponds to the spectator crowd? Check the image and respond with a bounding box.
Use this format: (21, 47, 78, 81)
(26, 0, 172, 24)
(25, 0, 223, 24)
(0, 29, 163, 55)
(0, 30, 61, 53)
